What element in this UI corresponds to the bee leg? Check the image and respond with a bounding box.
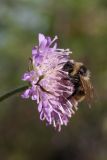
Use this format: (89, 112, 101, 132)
(67, 89, 85, 102)
(73, 90, 85, 102)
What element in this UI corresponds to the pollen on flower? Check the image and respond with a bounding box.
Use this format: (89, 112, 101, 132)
(22, 33, 78, 131)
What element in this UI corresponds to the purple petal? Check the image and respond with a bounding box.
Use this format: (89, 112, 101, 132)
(22, 71, 34, 82)
(38, 33, 47, 49)
(21, 89, 31, 99)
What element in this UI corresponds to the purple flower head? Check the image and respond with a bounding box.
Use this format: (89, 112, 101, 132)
(22, 33, 78, 131)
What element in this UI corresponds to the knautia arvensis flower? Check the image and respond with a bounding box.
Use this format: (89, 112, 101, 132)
(22, 33, 78, 131)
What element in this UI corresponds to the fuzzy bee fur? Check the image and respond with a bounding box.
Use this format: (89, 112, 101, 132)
(63, 61, 94, 107)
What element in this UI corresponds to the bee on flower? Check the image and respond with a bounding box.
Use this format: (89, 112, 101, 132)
(22, 33, 93, 131)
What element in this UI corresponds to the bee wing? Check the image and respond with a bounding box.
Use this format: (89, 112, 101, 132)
(80, 75, 94, 107)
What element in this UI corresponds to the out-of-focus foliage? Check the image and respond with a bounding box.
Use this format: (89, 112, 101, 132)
(0, 0, 107, 160)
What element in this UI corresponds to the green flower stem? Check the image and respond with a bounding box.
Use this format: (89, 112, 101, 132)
(0, 85, 29, 102)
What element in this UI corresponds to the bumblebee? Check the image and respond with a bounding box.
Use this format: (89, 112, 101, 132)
(63, 61, 93, 106)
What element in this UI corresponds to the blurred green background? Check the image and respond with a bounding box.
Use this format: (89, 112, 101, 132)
(0, 0, 107, 160)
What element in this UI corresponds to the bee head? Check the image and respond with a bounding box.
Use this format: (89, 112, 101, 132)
(62, 61, 74, 72)
(70, 62, 90, 78)
(63, 61, 90, 78)
(78, 65, 87, 76)
(77, 63, 90, 80)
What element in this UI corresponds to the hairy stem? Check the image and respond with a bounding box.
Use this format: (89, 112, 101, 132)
(0, 85, 28, 102)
